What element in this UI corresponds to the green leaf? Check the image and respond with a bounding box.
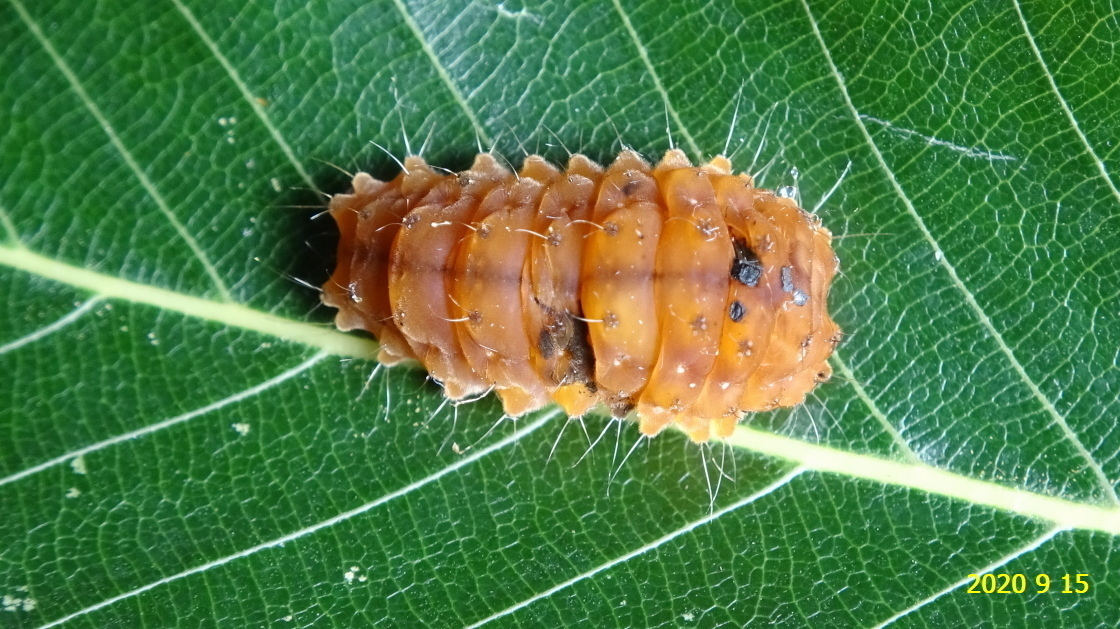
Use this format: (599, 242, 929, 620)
(2, 0, 1117, 626)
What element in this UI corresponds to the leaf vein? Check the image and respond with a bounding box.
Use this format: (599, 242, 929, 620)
(609, 0, 702, 161)
(0, 296, 101, 357)
(7, 0, 234, 302)
(829, 350, 922, 463)
(870, 525, 1065, 628)
(170, 0, 321, 194)
(389, 0, 494, 147)
(0, 351, 326, 487)
(1012, 0, 1120, 206)
(798, 0, 1119, 506)
(463, 467, 805, 628)
(30, 411, 556, 629)
(0, 202, 22, 248)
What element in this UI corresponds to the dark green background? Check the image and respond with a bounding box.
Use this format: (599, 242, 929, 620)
(1, 0, 1117, 626)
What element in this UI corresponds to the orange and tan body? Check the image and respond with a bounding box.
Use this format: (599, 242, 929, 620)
(321, 149, 841, 442)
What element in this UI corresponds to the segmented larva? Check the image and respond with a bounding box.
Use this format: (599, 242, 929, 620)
(322, 149, 841, 443)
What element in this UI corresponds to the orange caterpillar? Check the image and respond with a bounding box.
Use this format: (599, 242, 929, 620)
(322, 149, 841, 442)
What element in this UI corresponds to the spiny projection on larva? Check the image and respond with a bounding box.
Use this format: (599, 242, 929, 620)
(321, 148, 841, 443)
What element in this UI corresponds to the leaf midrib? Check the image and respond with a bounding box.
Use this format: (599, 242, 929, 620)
(0, 246, 374, 358)
(3, 243, 1119, 535)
